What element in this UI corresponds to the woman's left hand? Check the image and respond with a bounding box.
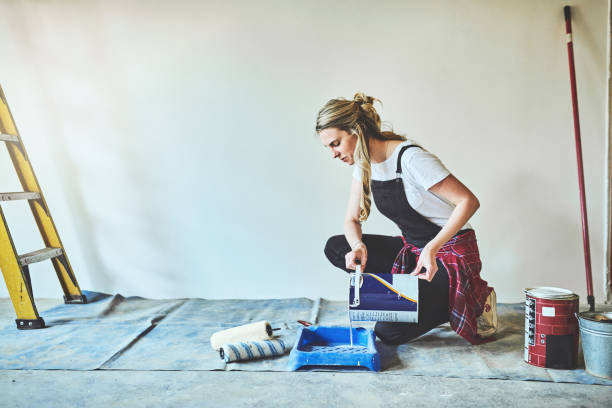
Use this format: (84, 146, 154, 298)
(410, 243, 440, 282)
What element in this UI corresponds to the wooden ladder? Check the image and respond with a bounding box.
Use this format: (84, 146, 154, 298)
(0, 84, 86, 330)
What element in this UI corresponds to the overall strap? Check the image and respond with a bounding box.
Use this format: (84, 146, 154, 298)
(395, 144, 421, 178)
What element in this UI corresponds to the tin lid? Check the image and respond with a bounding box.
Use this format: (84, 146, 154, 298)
(524, 287, 577, 299)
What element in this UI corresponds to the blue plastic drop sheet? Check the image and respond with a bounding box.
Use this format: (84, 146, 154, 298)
(102, 298, 313, 371)
(0, 292, 610, 386)
(0, 291, 185, 370)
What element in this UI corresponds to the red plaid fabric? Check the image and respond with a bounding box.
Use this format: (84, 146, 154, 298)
(391, 229, 494, 345)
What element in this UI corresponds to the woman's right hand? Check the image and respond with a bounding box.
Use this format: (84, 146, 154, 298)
(345, 242, 367, 271)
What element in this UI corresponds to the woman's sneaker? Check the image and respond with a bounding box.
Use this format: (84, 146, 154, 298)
(477, 289, 498, 338)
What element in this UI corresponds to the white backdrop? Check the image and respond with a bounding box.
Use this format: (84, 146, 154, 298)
(0, 0, 608, 303)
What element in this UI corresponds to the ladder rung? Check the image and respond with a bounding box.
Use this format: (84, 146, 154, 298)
(0, 132, 19, 142)
(18, 247, 63, 266)
(0, 192, 41, 201)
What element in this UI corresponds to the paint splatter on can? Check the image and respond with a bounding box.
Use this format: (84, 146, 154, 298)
(524, 287, 579, 369)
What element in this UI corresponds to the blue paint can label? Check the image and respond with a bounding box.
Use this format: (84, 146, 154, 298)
(349, 273, 418, 322)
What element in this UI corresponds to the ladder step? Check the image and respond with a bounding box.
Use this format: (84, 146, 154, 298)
(0, 132, 19, 143)
(0, 192, 41, 201)
(18, 247, 63, 266)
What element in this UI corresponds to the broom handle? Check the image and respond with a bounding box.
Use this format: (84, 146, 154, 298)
(564, 6, 595, 311)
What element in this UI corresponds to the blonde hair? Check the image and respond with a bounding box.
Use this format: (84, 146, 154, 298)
(315, 92, 406, 222)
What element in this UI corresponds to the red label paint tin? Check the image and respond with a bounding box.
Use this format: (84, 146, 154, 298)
(524, 287, 579, 369)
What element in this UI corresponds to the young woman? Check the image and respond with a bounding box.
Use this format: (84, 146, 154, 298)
(317, 92, 497, 345)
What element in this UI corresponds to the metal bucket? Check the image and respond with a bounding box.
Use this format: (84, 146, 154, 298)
(576, 312, 612, 379)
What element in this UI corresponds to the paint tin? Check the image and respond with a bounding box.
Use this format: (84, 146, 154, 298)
(524, 287, 579, 369)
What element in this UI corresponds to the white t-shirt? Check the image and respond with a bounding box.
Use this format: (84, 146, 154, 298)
(352, 140, 471, 229)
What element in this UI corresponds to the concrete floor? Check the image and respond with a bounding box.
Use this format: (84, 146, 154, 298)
(1, 298, 611, 408)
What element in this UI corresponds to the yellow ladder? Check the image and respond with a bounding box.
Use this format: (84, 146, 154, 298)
(0, 84, 86, 330)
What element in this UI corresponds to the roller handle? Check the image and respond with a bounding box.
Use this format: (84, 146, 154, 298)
(563, 5, 595, 312)
(351, 259, 362, 307)
(265, 324, 281, 337)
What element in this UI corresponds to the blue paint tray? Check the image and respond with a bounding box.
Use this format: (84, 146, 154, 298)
(287, 326, 380, 371)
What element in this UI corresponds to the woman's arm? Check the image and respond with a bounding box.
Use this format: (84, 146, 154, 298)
(344, 178, 368, 270)
(410, 174, 480, 281)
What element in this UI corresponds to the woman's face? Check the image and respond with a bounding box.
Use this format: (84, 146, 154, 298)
(319, 128, 358, 165)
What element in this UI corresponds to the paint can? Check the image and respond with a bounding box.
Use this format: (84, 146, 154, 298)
(524, 287, 579, 369)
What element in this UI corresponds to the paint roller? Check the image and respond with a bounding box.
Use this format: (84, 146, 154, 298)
(209, 320, 280, 351)
(219, 339, 288, 363)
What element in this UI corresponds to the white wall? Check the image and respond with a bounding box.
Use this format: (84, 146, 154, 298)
(0, 0, 608, 303)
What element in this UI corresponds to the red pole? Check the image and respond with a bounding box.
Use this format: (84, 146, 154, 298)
(564, 6, 595, 311)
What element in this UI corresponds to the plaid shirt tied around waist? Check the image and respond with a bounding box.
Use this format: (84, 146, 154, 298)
(391, 229, 494, 345)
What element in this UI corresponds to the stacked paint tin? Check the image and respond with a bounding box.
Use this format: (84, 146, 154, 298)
(524, 287, 579, 369)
